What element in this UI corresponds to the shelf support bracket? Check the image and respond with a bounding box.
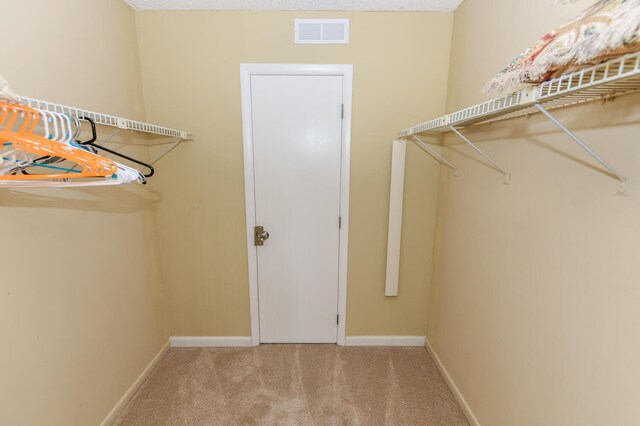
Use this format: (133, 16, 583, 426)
(150, 138, 183, 165)
(411, 136, 459, 176)
(534, 104, 628, 195)
(448, 126, 510, 184)
(95, 128, 120, 147)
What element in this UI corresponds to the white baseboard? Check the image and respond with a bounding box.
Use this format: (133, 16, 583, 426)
(345, 336, 426, 346)
(100, 340, 170, 426)
(170, 336, 252, 347)
(425, 338, 480, 426)
(171, 336, 424, 347)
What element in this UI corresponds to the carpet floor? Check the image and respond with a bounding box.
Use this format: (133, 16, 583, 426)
(115, 345, 469, 426)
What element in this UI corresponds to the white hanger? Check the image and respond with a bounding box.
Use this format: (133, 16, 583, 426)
(0, 104, 145, 187)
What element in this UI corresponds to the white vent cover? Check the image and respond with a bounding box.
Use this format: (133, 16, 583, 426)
(295, 19, 349, 44)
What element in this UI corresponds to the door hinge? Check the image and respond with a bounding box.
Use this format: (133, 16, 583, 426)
(339, 216, 342, 229)
(337, 314, 339, 325)
(341, 104, 344, 119)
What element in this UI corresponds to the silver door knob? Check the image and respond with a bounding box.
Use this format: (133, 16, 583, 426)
(254, 226, 270, 246)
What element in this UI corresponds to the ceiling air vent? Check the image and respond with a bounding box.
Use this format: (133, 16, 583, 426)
(295, 19, 349, 44)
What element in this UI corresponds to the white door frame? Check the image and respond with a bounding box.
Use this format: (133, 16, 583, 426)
(240, 64, 352, 346)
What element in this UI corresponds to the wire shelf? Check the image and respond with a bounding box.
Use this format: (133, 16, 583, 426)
(399, 116, 449, 136)
(448, 91, 531, 127)
(399, 51, 640, 136)
(15, 96, 193, 140)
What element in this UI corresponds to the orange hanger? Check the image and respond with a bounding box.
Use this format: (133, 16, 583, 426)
(0, 102, 118, 180)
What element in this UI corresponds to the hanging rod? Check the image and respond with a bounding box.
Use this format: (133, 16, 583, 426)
(15, 95, 193, 140)
(410, 136, 459, 175)
(534, 104, 627, 195)
(448, 126, 510, 184)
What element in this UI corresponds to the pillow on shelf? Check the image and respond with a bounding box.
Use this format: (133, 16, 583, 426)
(484, 0, 640, 93)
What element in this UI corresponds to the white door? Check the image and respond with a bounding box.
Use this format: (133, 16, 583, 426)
(250, 74, 343, 343)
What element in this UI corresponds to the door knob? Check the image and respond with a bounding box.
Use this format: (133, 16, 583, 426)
(254, 226, 270, 246)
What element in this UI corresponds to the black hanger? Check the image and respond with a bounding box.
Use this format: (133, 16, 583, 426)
(78, 116, 155, 178)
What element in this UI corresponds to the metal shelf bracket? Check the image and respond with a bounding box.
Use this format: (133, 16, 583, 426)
(534, 104, 628, 195)
(150, 138, 183, 165)
(448, 126, 511, 184)
(411, 136, 459, 176)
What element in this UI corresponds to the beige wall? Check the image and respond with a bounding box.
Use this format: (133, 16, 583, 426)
(134, 11, 453, 336)
(429, 0, 640, 424)
(5, 1, 636, 424)
(0, 1, 168, 424)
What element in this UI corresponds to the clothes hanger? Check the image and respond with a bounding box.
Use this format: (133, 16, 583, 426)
(20, 110, 99, 173)
(0, 160, 142, 187)
(0, 102, 144, 186)
(77, 117, 154, 178)
(0, 144, 143, 186)
(0, 106, 56, 175)
(0, 105, 40, 173)
(14, 110, 67, 172)
(0, 102, 117, 180)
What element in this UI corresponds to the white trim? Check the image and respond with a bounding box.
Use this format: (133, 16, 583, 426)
(425, 338, 481, 426)
(240, 63, 352, 347)
(384, 140, 406, 296)
(100, 340, 170, 426)
(169, 336, 252, 347)
(345, 336, 426, 346)
(240, 65, 260, 347)
(125, 0, 463, 12)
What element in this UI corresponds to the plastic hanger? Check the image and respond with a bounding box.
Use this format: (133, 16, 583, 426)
(0, 102, 145, 186)
(0, 102, 117, 180)
(78, 117, 154, 178)
(20, 110, 97, 172)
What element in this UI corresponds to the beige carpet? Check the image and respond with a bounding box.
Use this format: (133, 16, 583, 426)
(115, 345, 469, 426)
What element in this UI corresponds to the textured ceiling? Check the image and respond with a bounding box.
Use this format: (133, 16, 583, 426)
(124, 0, 464, 12)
